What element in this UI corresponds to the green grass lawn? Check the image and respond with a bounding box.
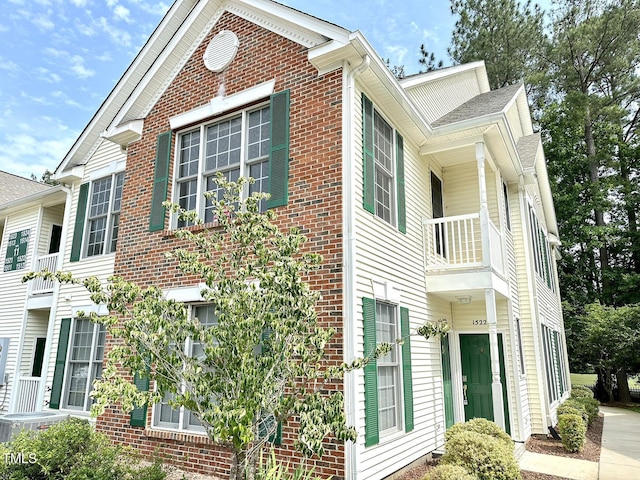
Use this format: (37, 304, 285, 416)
(570, 373, 640, 388)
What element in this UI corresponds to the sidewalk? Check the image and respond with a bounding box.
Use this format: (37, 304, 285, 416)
(519, 406, 640, 479)
(598, 406, 640, 480)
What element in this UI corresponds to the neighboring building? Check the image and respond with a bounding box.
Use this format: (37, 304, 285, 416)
(0, 172, 67, 416)
(2, 1, 570, 479)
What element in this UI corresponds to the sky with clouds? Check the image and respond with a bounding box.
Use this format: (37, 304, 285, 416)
(0, 0, 456, 179)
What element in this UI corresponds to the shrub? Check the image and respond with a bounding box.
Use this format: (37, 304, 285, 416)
(1, 417, 167, 480)
(557, 403, 587, 427)
(423, 464, 477, 480)
(558, 399, 589, 426)
(570, 385, 594, 400)
(441, 431, 521, 480)
(558, 413, 586, 453)
(444, 418, 512, 448)
(574, 397, 600, 426)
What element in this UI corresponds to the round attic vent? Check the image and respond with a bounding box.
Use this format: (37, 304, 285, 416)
(203, 30, 239, 73)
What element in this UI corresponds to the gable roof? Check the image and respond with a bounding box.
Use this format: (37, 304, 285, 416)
(55, 0, 352, 176)
(432, 82, 523, 128)
(517, 133, 541, 170)
(0, 171, 52, 206)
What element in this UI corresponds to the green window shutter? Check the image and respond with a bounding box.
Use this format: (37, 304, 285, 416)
(50, 318, 71, 409)
(266, 90, 290, 209)
(130, 371, 150, 427)
(362, 297, 378, 446)
(400, 307, 413, 432)
(149, 131, 173, 232)
(362, 94, 375, 214)
(70, 183, 89, 262)
(396, 132, 406, 234)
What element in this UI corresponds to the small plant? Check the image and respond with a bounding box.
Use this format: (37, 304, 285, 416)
(1, 417, 167, 480)
(423, 464, 477, 480)
(558, 413, 586, 452)
(444, 418, 512, 448)
(441, 430, 521, 480)
(254, 450, 327, 480)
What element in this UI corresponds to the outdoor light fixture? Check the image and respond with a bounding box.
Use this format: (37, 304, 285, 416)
(456, 295, 472, 304)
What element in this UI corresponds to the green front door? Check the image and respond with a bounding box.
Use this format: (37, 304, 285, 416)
(460, 334, 494, 421)
(460, 333, 511, 434)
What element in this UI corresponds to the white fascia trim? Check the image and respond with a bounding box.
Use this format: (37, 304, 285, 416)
(101, 119, 144, 147)
(53, 165, 85, 183)
(169, 79, 276, 130)
(400, 61, 487, 89)
(88, 160, 127, 181)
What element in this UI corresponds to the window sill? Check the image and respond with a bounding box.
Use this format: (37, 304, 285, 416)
(143, 427, 211, 445)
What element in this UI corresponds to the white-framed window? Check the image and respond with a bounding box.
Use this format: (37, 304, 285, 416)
(62, 318, 106, 412)
(85, 172, 124, 257)
(174, 105, 271, 227)
(152, 304, 218, 433)
(375, 302, 401, 433)
(373, 110, 395, 224)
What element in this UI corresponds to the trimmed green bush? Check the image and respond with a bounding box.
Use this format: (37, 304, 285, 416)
(423, 464, 477, 480)
(570, 385, 594, 400)
(559, 399, 589, 426)
(0, 417, 167, 480)
(574, 397, 599, 426)
(558, 413, 587, 453)
(441, 430, 521, 480)
(557, 403, 587, 427)
(444, 418, 512, 448)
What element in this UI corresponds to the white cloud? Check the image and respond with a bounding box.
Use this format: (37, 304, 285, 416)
(96, 16, 132, 46)
(69, 55, 95, 78)
(113, 4, 131, 22)
(75, 20, 96, 36)
(69, 0, 88, 6)
(37, 67, 62, 83)
(130, 0, 170, 16)
(385, 45, 409, 66)
(30, 12, 56, 30)
(0, 58, 20, 73)
(43, 47, 68, 58)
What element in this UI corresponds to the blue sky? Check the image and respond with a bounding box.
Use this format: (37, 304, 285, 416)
(0, 0, 457, 179)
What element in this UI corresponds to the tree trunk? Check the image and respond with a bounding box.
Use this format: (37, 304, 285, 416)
(585, 113, 611, 303)
(619, 153, 640, 274)
(616, 369, 632, 403)
(595, 367, 614, 402)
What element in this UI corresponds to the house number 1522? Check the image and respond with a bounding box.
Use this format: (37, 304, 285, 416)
(472, 319, 487, 325)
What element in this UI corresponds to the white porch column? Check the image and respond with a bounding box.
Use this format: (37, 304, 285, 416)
(476, 142, 491, 268)
(485, 288, 505, 429)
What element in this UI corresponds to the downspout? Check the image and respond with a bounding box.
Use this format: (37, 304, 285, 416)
(343, 53, 370, 480)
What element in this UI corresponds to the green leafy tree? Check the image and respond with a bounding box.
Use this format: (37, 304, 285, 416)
(578, 303, 640, 402)
(448, 0, 545, 89)
(25, 177, 417, 480)
(418, 45, 444, 73)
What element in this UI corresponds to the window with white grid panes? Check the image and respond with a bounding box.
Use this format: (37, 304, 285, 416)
(85, 172, 124, 257)
(175, 106, 270, 228)
(373, 111, 394, 224)
(153, 305, 218, 432)
(62, 318, 106, 411)
(376, 302, 401, 433)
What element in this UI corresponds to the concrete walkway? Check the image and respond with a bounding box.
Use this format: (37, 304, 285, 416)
(519, 406, 640, 479)
(598, 406, 640, 480)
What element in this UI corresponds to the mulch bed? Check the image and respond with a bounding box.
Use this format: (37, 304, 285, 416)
(394, 414, 603, 480)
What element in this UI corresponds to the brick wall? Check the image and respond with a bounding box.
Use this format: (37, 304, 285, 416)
(97, 11, 346, 479)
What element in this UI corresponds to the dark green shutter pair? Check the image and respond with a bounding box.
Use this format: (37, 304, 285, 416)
(50, 319, 147, 426)
(148, 90, 290, 232)
(362, 297, 414, 447)
(361, 93, 406, 234)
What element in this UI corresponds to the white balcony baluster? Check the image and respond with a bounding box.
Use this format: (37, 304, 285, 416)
(29, 253, 59, 295)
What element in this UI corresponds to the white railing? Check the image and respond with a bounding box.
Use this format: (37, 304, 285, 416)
(424, 213, 504, 274)
(14, 376, 41, 413)
(29, 253, 59, 295)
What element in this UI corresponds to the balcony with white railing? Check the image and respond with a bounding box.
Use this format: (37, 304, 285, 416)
(28, 253, 59, 296)
(423, 213, 506, 294)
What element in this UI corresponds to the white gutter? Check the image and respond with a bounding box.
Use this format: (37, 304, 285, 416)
(343, 53, 370, 480)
